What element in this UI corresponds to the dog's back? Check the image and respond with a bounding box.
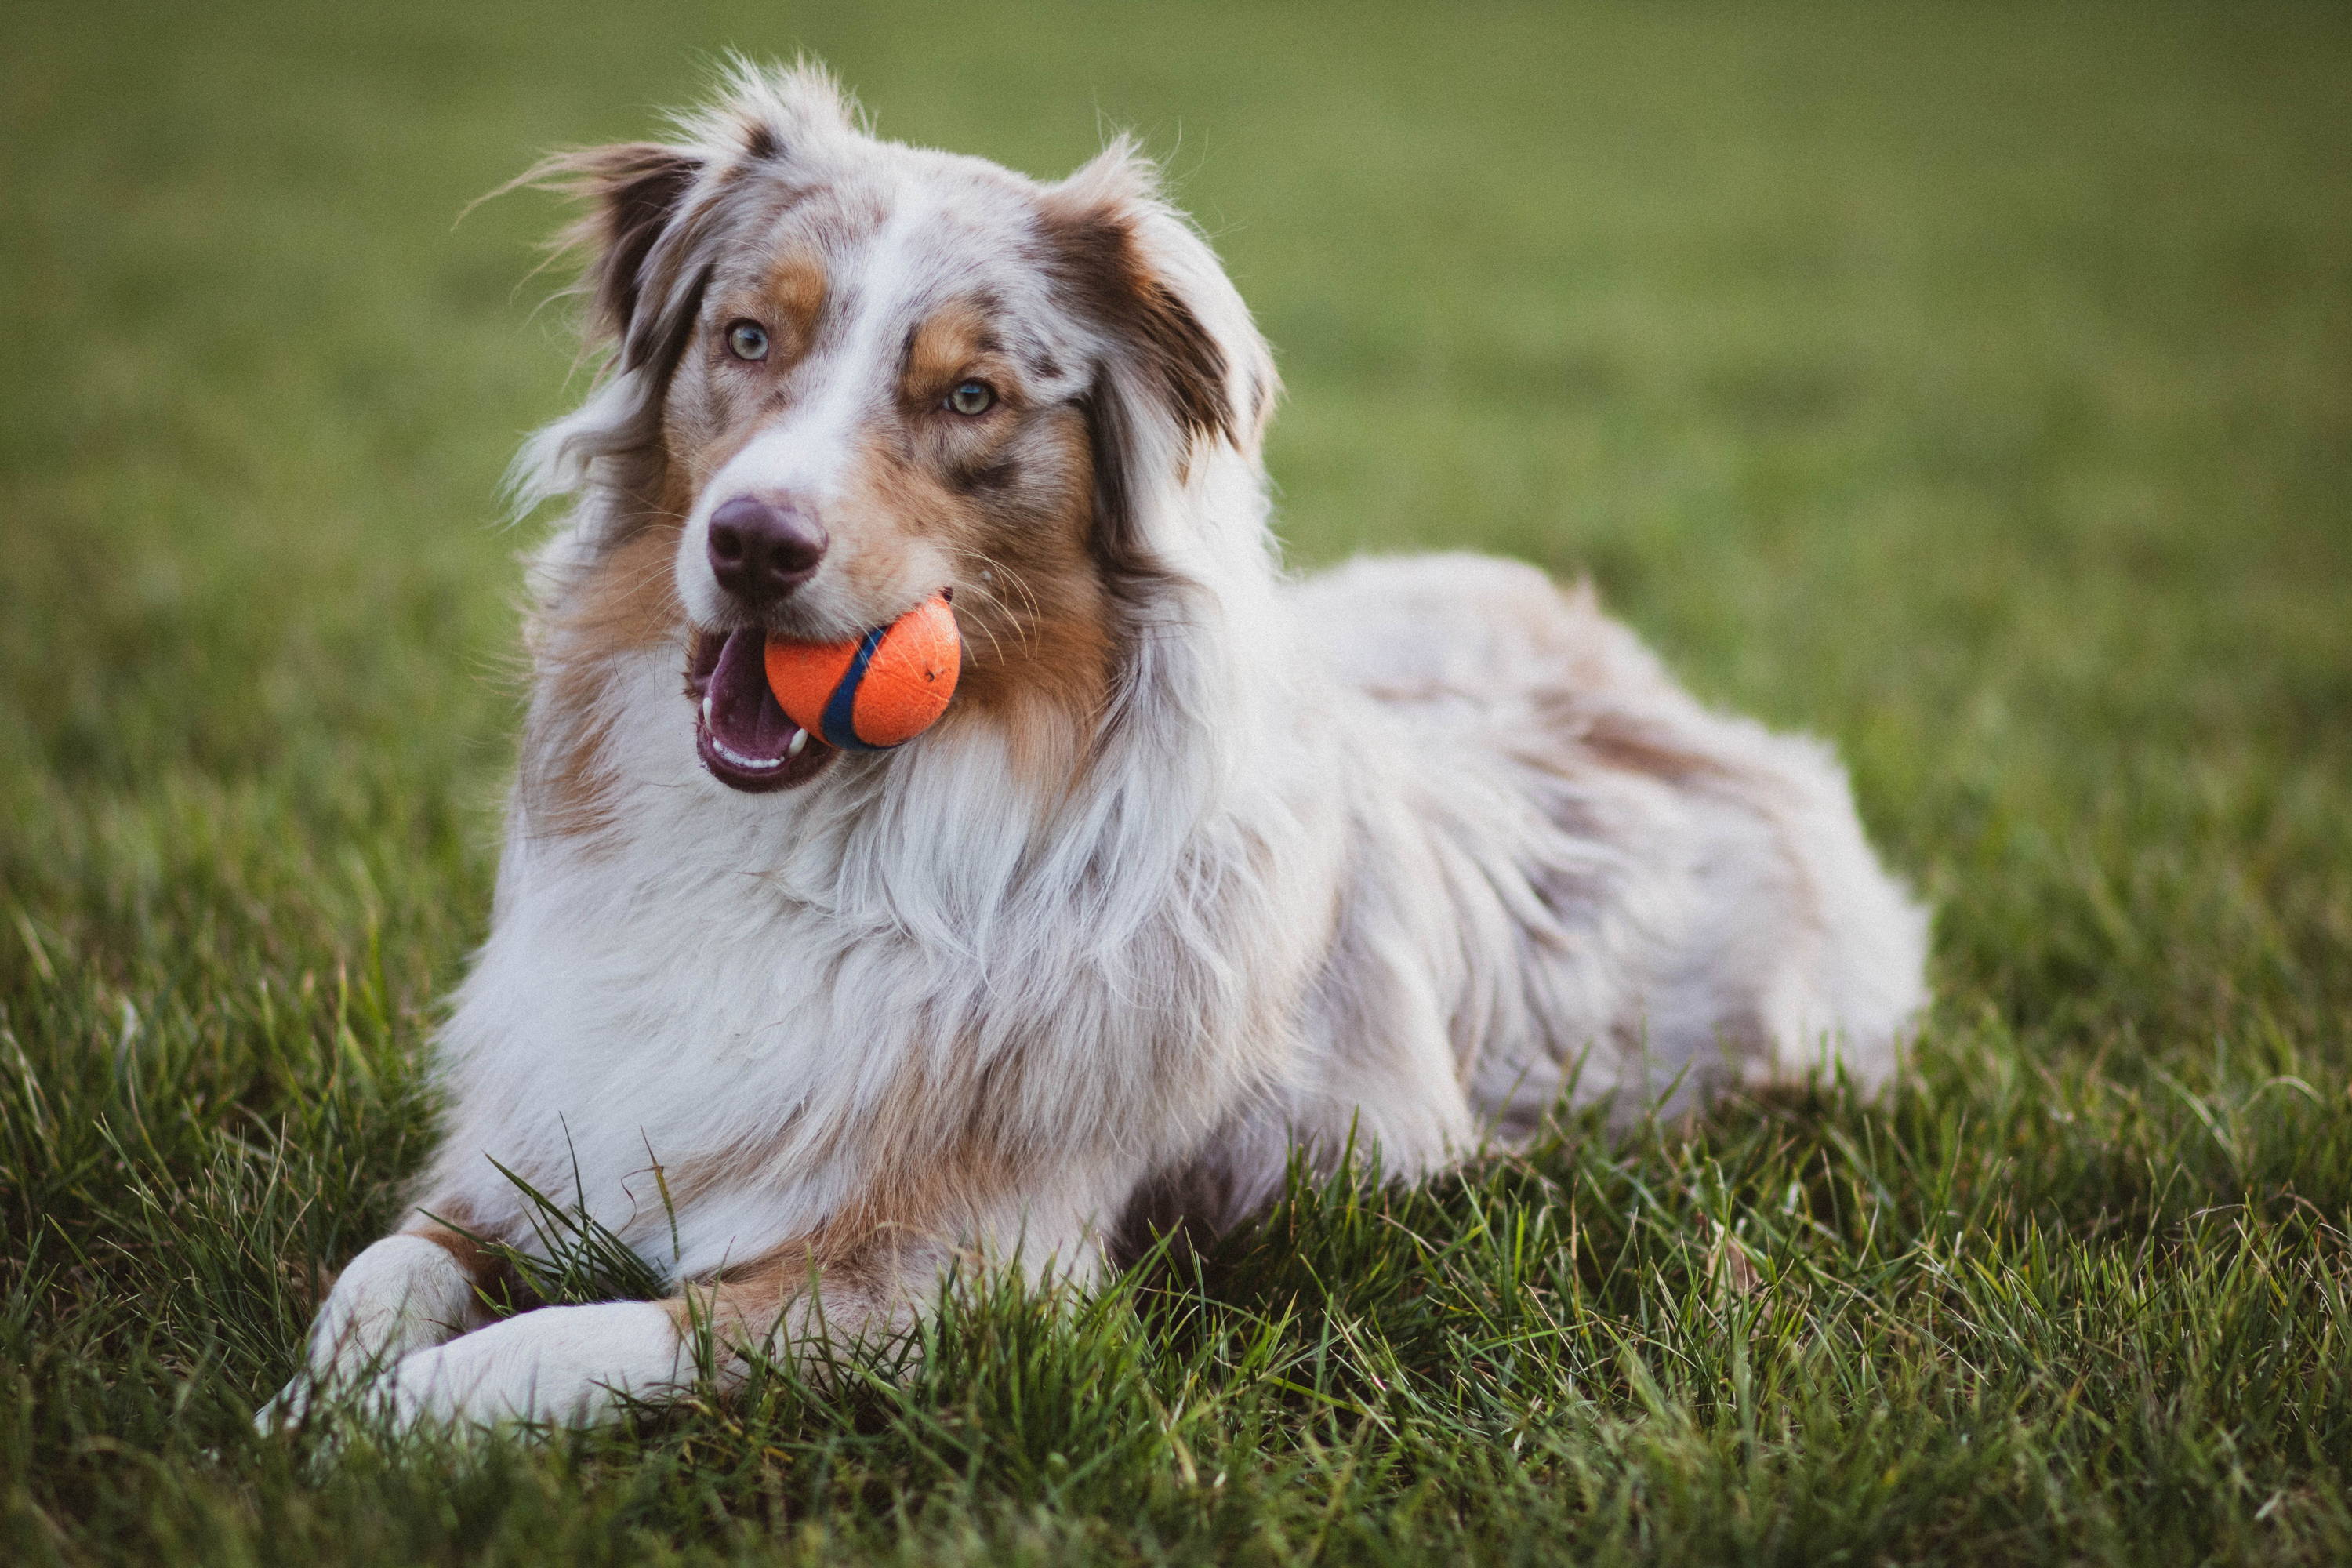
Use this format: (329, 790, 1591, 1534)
(1287, 552, 1928, 1135)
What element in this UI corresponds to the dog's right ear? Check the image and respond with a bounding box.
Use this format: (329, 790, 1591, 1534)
(503, 142, 712, 514)
(530, 143, 707, 356)
(525, 61, 853, 363)
(571, 144, 704, 347)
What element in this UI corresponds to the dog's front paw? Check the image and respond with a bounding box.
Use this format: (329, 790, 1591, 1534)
(254, 1376, 314, 1435)
(256, 1232, 485, 1434)
(377, 1300, 688, 1431)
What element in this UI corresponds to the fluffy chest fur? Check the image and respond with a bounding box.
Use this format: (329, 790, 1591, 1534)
(430, 610, 1352, 1279)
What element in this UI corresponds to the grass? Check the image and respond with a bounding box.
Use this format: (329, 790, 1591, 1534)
(4, 0, 2350, 1560)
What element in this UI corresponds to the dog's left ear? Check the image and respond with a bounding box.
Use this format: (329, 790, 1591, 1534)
(1040, 141, 1279, 469)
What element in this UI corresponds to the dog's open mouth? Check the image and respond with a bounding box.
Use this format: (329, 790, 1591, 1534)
(688, 630, 837, 792)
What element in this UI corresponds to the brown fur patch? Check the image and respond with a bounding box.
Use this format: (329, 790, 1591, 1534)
(759, 250, 829, 365)
(1577, 709, 1737, 787)
(406, 1213, 534, 1316)
(902, 296, 1003, 397)
(409, 1221, 501, 1281)
(929, 404, 1117, 787)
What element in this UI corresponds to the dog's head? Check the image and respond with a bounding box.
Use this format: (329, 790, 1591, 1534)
(514, 64, 1277, 811)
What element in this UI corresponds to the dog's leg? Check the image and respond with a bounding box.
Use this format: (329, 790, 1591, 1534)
(256, 1219, 506, 1431)
(367, 1295, 695, 1428)
(368, 1179, 1116, 1430)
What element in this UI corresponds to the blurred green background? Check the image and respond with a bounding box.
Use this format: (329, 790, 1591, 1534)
(5, 2, 2351, 1563)
(6, 1, 2347, 1005)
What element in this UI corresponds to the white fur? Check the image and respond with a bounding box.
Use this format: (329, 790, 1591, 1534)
(267, 64, 1929, 1434)
(376, 1301, 687, 1428)
(256, 1233, 483, 1429)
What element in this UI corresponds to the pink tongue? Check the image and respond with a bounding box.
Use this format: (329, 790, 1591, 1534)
(707, 629, 801, 763)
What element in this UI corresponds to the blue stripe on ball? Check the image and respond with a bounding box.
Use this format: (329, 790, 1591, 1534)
(818, 624, 891, 751)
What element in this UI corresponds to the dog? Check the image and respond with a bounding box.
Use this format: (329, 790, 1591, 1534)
(262, 63, 1929, 1432)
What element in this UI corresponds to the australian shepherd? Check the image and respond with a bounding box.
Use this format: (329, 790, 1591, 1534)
(263, 64, 1928, 1431)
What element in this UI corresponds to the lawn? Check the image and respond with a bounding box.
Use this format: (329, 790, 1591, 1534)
(5, 0, 2350, 1562)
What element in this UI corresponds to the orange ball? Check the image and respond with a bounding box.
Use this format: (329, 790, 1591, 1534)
(764, 593, 961, 751)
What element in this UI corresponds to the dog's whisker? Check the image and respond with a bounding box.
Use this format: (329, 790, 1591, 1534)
(940, 546, 1048, 642)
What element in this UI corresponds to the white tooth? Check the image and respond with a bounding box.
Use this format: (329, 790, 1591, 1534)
(713, 739, 780, 771)
(786, 730, 808, 757)
(701, 693, 713, 726)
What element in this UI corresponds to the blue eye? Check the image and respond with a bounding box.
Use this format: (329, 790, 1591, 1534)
(946, 380, 995, 416)
(726, 320, 769, 361)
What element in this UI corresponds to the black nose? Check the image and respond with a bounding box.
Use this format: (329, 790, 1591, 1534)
(706, 493, 829, 610)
